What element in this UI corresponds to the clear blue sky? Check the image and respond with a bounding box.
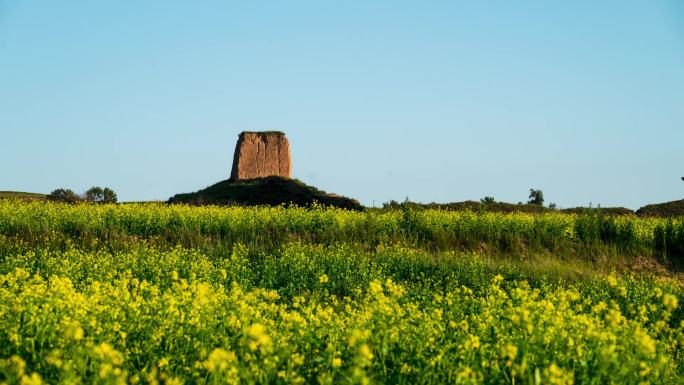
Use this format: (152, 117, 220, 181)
(1, 1, 683, 208)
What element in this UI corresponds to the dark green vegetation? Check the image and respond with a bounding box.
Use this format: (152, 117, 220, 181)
(83, 186, 118, 204)
(638, 199, 684, 218)
(47, 188, 82, 203)
(384, 199, 552, 213)
(240, 130, 286, 136)
(383, 199, 634, 216)
(560, 206, 635, 216)
(527, 189, 544, 206)
(47, 186, 118, 204)
(168, 176, 362, 210)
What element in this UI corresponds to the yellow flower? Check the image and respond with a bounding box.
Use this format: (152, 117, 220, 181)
(544, 363, 573, 385)
(245, 323, 272, 351)
(332, 358, 342, 368)
(634, 329, 656, 357)
(319, 274, 329, 284)
(73, 327, 84, 341)
(501, 344, 518, 366)
(348, 329, 369, 347)
(618, 286, 628, 297)
(93, 343, 124, 366)
(64, 321, 84, 341)
(20, 373, 42, 385)
(663, 294, 678, 310)
(456, 367, 474, 379)
(465, 335, 480, 350)
(203, 348, 236, 373)
(358, 344, 374, 363)
(369, 280, 383, 295)
(10, 356, 26, 376)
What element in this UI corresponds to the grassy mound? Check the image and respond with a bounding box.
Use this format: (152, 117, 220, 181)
(0, 191, 46, 201)
(637, 199, 684, 217)
(168, 176, 363, 210)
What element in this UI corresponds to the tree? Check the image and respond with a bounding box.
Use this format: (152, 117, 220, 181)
(84, 187, 104, 203)
(102, 187, 117, 203)
(528, 189, 544, 206)
(85, 186, 117, 204)
(480, 196, 495, 204)
(48, 189, 81, 203)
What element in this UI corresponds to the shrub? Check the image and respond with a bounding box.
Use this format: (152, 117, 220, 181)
(47, 189, 81, 204)
(480, 196, 495, 204)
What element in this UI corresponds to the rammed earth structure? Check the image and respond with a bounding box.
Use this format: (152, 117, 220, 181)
(230, 131, 292, 180)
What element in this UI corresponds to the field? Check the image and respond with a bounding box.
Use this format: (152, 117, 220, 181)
(0, 200, 683, 384)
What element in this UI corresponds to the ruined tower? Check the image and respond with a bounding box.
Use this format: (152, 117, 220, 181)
(230, 131, 292, 180)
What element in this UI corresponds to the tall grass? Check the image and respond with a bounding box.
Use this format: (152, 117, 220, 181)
(1, 200, 682, 262)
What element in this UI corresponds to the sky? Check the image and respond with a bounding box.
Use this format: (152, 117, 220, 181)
(1, 1, 683, 209)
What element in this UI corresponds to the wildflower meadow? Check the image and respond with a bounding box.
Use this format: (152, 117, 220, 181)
(0, 200, 682, 384)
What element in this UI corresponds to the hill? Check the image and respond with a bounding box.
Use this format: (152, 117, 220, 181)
(0, 191, 47, 201)
(637, 199, 684, 217)
(168, 176, 363, 210)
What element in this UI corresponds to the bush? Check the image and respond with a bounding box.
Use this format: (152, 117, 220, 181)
(47, 189, 81, 204)
(480, 196, 495, 204)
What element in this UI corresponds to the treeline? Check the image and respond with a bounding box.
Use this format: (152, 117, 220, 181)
(381, 199, 678, 217)
(48, 186, 117, 204)
(381, 199, 633, 215)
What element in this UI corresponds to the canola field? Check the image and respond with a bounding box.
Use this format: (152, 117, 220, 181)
(0, 201, 682, 384)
